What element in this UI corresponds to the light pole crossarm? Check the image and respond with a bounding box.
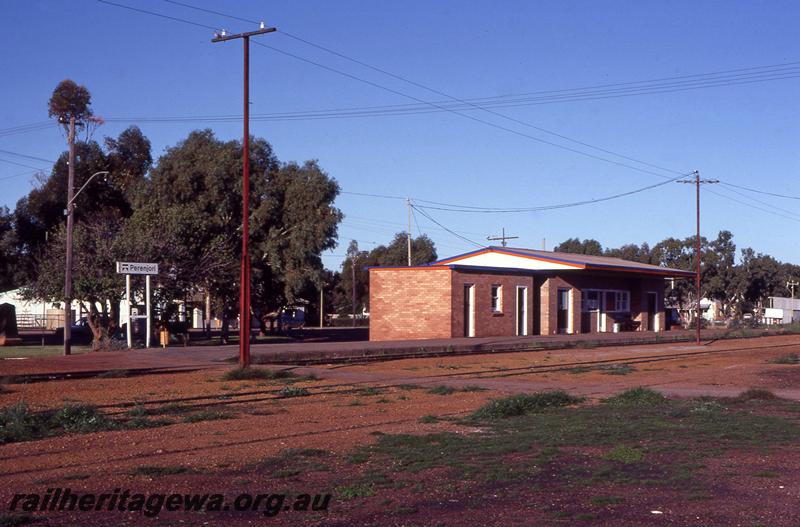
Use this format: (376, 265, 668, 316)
(212, 27, 275, 42)
(67, 171, 109, 208)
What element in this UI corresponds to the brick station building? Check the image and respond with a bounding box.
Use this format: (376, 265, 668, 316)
(369, 246, 694, 341)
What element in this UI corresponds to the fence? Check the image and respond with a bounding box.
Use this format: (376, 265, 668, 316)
(16, 313, 65, 330)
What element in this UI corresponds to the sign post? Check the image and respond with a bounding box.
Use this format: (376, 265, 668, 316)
(116, 262, 159, 349)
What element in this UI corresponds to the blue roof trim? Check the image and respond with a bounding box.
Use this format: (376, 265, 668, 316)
(434, 246, 693, 277)
(447, 264, 551, 274)
(583, 262, 695, 277)
(433, 246, 587, 267)
(431, 247, 489, 265)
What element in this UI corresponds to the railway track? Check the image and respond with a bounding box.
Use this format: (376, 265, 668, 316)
(93, 340, 799, 416)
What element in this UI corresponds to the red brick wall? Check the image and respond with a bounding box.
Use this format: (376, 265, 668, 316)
(369, 268, 452, 341)
(539, 275, 582, 335)
(548, 274, 667, 333)
(369, 267, 670, 341)
(451, 270, 535, 337)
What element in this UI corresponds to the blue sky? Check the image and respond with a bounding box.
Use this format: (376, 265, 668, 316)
(1, 0, 798, 270)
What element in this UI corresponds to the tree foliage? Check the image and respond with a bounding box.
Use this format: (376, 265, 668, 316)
(48, 79, 93, 130)
(553, 237, 604, 255)
(335, 233, 438, 314)
(554, 231, 800, 319)
(0, 207, 17, 291)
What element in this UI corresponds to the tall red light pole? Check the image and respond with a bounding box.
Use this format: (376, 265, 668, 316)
(677, 171, 718, 344)
(212, 25, 276, 368)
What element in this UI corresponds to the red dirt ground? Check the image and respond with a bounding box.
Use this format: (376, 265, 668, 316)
(2, 334, 800, 526)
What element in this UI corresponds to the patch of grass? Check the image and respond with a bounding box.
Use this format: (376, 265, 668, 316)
(222, 367, 297, 381)
(376, 398, 392, 404)
(419, 415, 439, 424)
(735, 389, 778, 402)
(0, 403, 49, 444)
(355, 391, 800, 495)
(471, 391, 584, 419)
(128, 465, 194, 477)
(427, 385, 456, 395)
(181, 409, 233, 423)
(96, 369, 130, 378)
(336, 482, 375, 499)
(604, 445, 644, 464)
(460, 385, 488, 392)
(278, 386, 310, 398)
(567, 366, 593, 374)
(61, 473, 91, 481)
(753, 470, 780, 478)
(272, 469, 301, 478)
(347, 452, 370, 464)
(346, 399, 364, 406)
(53, 404, 115, 434)
(0, 513, 38, 527)
(358, 387, 385, 396)
(769, 353, 800, 364)
(589, 496, 623, 506)
(604, 387, 666, 407)
(153, 403, 193, 415)
(397, 384, 421, 391)
(599, 364, 636, 376)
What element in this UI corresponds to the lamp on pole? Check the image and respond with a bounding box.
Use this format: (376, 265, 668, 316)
(68, 171, 109, 208)
(212, 24, 276, 368)
(63, 169, 109, 355)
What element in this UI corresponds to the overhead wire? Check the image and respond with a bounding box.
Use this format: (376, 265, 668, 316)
(720, 181, 800, 201)
(92, 0, 684, 180)
(0, 149, 56, 164)
(412, 173, 689, 213)
(156, 0, 791, 182)
(704, 187, 800, 224)
(411, 205, 485, 248)
(90, 0, 800, 241)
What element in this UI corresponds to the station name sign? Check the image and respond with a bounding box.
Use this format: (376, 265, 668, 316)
(116, 262, 159, 275)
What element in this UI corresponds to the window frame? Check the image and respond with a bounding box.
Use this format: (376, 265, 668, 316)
(581, 289, 630, 313)
(490, 284, 503, 313)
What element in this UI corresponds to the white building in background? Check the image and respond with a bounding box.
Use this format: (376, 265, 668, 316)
(763, 296, 800, 325)
(0, 288, 132, 329)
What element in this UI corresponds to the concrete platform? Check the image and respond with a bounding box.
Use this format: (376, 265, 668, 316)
(0, 327, 784, 381)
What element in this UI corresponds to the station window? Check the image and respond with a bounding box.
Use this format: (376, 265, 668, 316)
(491, 285, 502, 312)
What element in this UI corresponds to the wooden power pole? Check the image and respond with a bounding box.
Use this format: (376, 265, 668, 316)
(487, 228, 518, 248)
(63, 115, 75, 356)
(677, 171, 718, 344)
(212, 24, 276, 368)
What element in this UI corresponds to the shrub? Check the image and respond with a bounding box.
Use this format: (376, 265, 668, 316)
(604, 445, 644, 464)
(0, 403, 47, 444)
(604, 387, 666, 407)
(427, 386, 456, 395)
(336, 483, 375, 499)
(222, 367, 296, 381)
(735, 389, 778, 402)
(278, 386, 310, 398)
(129, 465, 192, 477)
(0, 513, 37, 527)
(460, 385, 488, 392)
(53, 404, 115, 434)
(182, 410, 232, 423)
(770, 353, 800, 365)
(471, 391, 583, 419)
